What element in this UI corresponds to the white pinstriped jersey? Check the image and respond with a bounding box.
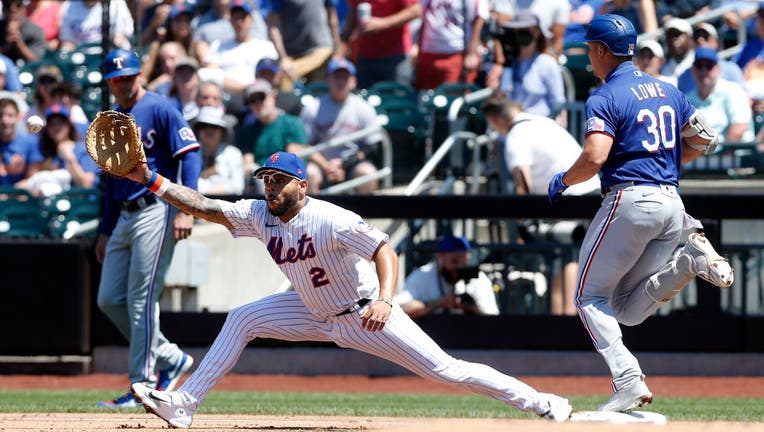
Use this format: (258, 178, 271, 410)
(220, 197, 388, 317)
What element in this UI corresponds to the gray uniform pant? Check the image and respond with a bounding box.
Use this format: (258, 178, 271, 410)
(575, 184, 688, 392)
(97, 201, 185, 385)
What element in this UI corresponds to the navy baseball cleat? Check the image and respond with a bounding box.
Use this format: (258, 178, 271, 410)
(97, 391, 139, 408)
(156, 353, 194, 392)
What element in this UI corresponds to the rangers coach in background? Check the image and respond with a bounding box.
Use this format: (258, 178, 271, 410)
(123, 151, 572, 428)
(96, 49, 200, 408)
(548, 15, 734, 413)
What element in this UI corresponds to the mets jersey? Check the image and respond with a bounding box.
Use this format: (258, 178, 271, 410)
(220, 197, 389, 317)
(585, 62, 696, 191)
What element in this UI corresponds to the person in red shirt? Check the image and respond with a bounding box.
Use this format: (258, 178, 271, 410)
(337, 0, 421, 89)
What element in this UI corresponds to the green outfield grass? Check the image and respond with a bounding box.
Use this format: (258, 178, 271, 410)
(1, 390, 762, 422)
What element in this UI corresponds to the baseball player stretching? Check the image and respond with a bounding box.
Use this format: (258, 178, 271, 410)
(96, 49, 199, 407)
(126, 151, 572, 428)
(548, 15, 734, 412)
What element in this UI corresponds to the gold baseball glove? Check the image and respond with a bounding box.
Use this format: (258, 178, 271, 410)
(85, 110, 145, 176)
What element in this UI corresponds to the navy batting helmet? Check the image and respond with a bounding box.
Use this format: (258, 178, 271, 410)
(103, 48, 141, 80)
(585, 14, 637, 57)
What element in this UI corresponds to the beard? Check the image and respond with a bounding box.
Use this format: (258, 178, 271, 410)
(440, 267, 460, 284)
(267, 192, 298, 217)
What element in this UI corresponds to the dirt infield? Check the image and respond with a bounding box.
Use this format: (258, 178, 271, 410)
(1, 413, 761, 432)
(2, 374, 764, 431)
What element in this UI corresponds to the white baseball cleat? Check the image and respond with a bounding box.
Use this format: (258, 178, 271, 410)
(599, 377, 653, 413)
(684, 233, 734, 288)
(538, 392, 573, 422)
(131, 382, 195, 429)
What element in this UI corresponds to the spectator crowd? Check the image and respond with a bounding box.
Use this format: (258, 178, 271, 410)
(2, 0, 764, 197)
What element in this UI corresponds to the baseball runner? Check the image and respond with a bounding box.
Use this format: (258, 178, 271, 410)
(95, 49, 199, 407)
(547, 15, 734, 412)
(124, 151, 572, 428)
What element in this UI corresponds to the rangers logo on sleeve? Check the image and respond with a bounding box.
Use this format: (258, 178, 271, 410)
(586, 117, 606, 133)
(178, 127, 196, 142)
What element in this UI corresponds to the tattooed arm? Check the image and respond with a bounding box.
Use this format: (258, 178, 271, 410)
(126, 162, 234, 230)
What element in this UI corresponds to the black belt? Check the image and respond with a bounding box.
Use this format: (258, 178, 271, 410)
(335, 298, 371, 316)
(120, 194, 157, 212)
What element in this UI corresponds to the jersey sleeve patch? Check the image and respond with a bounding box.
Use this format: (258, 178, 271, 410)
(178, 127, 197, 142)
(354, 220, 374, 233)
(586, 116, 606, 133)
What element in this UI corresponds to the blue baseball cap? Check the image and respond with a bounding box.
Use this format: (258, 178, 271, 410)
(256, 57, 280, 74)
(437, 235, 471, 253)
(168, 2, 193, 20)
(328, 58, 356, 75)
(45, 103, 71, 119)
(253, 152, 306, 180)
(103, 48, 141, 80)
(230, 0, 253, 14)
(694, 47, 718, 64)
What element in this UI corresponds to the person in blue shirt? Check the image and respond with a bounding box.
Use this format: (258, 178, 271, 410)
(548, 14, 734, 414)
(0, 91, 35, 185)
(16, 104, 98, 196)
(95, 49, 200, 408)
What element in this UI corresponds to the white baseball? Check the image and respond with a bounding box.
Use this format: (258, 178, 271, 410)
(26, 115, 44, 134)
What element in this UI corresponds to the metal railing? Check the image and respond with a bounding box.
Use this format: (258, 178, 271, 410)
(638, 5, 746, 60)
(404, 131, 494, 196)
(295, 124, 393, 194)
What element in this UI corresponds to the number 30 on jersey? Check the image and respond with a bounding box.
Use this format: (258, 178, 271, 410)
(637, 105, 676, 152)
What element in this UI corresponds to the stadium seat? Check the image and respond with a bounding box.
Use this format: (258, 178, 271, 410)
(561, 42, 600, 101)
(304, 81, 329, 97)
(42, 187, 102, 238)
(365, 80, 418, 110)
(0, 187, 47, 238)
(376, 100, 429, 185)
(81, 86, 103, 121)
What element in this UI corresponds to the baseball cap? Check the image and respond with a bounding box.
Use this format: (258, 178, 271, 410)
(637, 39, 664, 58)
(103, 48, 141, 80)
(230, 0, 253, 14)
(168, 2, 194, 20)
(256, 57, 280, 74)
(437, 235, 471, 253)
(503, 10, 539, 29)
(694, 47, 719, 64)
(193, 106, 227, 129)
(253, 152, 307, 180)
(693, 22, 719, 40)
(0, 90, 23, 110)
(45, 103, 71, 119)
(175, 56, 199, 72)
(664, 17, 692, 35)
(328, 58, 356, 75)
(244, 79, 272, 99)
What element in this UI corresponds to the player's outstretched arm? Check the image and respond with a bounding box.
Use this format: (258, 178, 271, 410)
(125, 162, 234, 230)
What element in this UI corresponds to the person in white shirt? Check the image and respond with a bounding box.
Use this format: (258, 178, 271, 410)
(396, 235, 500, 318)
(59, 0, 133, 51)
(300, 59, 381, 194)
(193, 106, 244, 195)
(482, 91, 599, 315)
(200, 1, 278, 95)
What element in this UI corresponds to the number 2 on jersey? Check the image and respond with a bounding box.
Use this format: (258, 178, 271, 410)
(637, 105, 676, 152)
(309, 267, 330, 288)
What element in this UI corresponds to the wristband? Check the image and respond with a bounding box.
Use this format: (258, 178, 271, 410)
(145, 171, 170, 197)
(376, 298, 393, 308)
